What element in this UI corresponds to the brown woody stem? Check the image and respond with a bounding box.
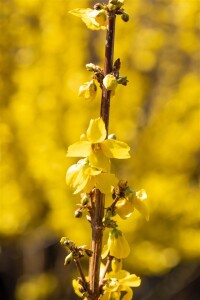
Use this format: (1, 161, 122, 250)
(101, 11, 116, 134)
(88, 10, 116, 300)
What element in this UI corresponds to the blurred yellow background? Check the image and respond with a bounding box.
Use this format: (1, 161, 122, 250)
(0, 0, 200, 299)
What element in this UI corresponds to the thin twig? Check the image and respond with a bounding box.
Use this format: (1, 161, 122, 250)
(99, 255, 113, 288)
(74, 259, 89, 292)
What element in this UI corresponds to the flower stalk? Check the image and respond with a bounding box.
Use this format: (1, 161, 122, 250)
(88, 9, 116, 300)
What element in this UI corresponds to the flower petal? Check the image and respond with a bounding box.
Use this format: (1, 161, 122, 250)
(86, 118, 107, 143)
(69, 8, 107, 30)
(84, 176, 96, 193)
(120, 286, 133, 300)
(67, 141, 91, 157)
(136, 189, 147, 200)
(73, 174, 89, 194)
(109, 270, 130, 280)
(85, 167, 102, 176)
(119, 274, 141, 287)
(69, 8, 93, 18)
(133, 195, 149, 221)
(72, 279, 84, 298)
(115, 199, 134, 219)
(66, 163, 81, 188)
(78, 80, 97, 100)
(102, 139, 131, 159)
(96, 173, 118, 194)
(110, 292, 120, 300)
(72, 167, 89, 194)
(89, 150, 110, 172)
(101, 244, 109, 259)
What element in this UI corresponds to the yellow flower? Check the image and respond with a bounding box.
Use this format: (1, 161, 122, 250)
(67, 118, 131, 172)
(69, 8, 107, 30)
(101, 260, 141, 300)
(79, 80, 97, 101)
(66, 158, 118, 194)
(102, 229, 130, 259)
(116, 188, 149, 221)
(72, 278, 88, 300)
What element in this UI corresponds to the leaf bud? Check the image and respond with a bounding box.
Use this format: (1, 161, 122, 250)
(110, 0, 118, 4)
(60, 237, 69, 246)
(86, 215, 91, 223)
(107, 4, 116, 11)
(118, 180, 128, 190)
(117, 76, 128, 85)
(121, 12, 129, 22)
(64, 252, 73, 266)
(94, 3, 104, 10)
(117, 0, 125, 8)
(109, 0, 124, 9)
(75, 209, 83, 218)
(81, 194, 89, 206)
(84, 249, 93, 257)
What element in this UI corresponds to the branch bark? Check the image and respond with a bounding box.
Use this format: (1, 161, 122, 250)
(101, 11, 116, 134)
(88, 10, 116, 300)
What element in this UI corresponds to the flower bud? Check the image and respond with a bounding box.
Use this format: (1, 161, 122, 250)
(109, 0, 124, 9)
(75, 209, 82, 218)
(118, 180, 128, 190)
(108, 229, 130, 258)
(103, 74, 118, 91)
(85, 63, 96, 71)
(64, 252, 73, 266)
(107, 4, 116, 11)
(121, 12, 129, 22)
(60, 237, 69, 246)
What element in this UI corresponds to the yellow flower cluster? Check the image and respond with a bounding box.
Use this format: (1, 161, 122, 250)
(66, 118, 130, 194)
(72, 258, 141, 300)
(101, 258, 141, 300)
